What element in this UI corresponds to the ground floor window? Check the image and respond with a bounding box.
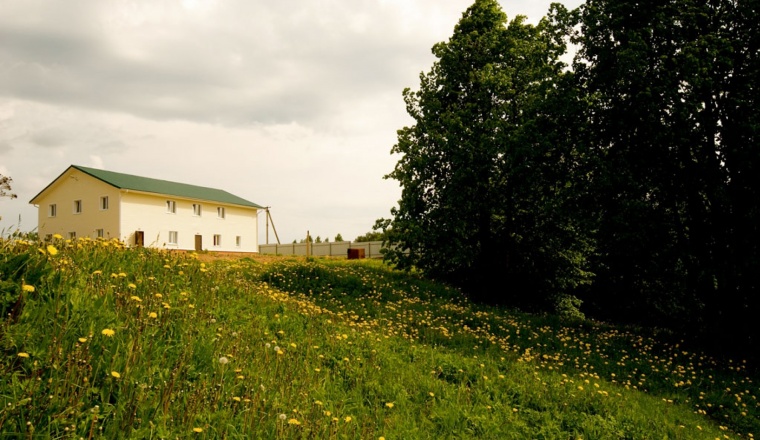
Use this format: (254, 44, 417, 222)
(169, 231, 178, 245)
(213, 234, 221, 246)
(235, 236, 241, 247)
(69, 231, 76, 239)
(96, 229, 104, 238)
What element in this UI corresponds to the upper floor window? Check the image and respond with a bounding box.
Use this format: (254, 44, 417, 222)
(166, 200, 176, 214)
(48, 204, 57, 217)
(100, 196, 109, 210)
(193, 203, 202, 216)
(73, 200, 82, 214)
(217, 207, 225, 219)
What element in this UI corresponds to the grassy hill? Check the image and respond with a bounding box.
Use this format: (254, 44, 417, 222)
(1, 237, 757, 438)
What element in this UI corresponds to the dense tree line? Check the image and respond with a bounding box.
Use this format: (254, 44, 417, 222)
(377, 0, 759, 357)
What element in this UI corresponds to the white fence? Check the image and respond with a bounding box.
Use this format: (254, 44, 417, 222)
(258, 241, 384, 258)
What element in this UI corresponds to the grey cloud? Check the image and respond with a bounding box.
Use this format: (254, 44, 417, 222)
(0, 0, 442, 128)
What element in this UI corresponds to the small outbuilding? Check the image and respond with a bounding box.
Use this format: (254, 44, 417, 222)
(29, 165, 264, 253)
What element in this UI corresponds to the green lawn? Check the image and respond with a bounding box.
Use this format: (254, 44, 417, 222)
(1, 237, 756, 438)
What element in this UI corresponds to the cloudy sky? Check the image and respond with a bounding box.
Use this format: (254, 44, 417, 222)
(0, 0, 581, 244)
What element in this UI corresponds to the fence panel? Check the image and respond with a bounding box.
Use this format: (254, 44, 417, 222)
(258, 241, 383, 258)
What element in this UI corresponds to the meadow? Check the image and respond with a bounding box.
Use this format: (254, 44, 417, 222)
(0, 236, 757, 439)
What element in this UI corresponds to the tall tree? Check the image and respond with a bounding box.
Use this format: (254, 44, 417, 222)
(0, 175, 17, 200)
(378, 0, 592, 307)
(575, 0, 760, 352)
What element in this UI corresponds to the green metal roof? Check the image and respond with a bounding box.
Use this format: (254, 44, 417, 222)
(69, 165, 264, 209)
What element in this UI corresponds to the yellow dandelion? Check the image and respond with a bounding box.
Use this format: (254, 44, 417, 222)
(78, 337, 87, 343)
(344, 416, 352, 423)
(102, 328, 115, 337)
(111, 371, 121, 378)
(118, 272, 127, 278)
(232, 396, 241, 402)
(193, 427, 203, 433)
(53, 233, 63, 240)
(128, 283, 137, 289)
(385, 402, 394, 408)
(22, 284, 35, 293)
(290, 343, 297, 348)
(155, 293, 163, 298)
(92, 270, 102, 275)
(148, 312, 158, 319)
(18, 352, 30, 358)
(46, 245, 58, 256)
(287, 418, 301, 425)
(428, 392, 435, 397)
(236, 375, 245, 379)
(130, 296, 141, 302)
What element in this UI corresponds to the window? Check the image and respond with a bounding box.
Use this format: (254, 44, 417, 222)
(48, 204, 57, 217)
(213, 234, 221, 246)
(193, 203, 202, 216)
(166, 200, 176, 213)
(217, 207, 225, 219)
(69, 231, 76, 239)
(168, 231, 178, 245)
(73, 200, 82, 214)
(100, 196, 109, 210)
(235, 236, 241, 247)
(96, 229, 104, 238)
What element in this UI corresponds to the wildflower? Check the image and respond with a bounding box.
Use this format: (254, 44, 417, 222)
(385, 402, 394, 408)
(428, 392, 435, 397)
(193, 427, 203, 433)
(101, 328, 115, 337)
(128, 283, 137, 289)
(278, 414, 287, 421)
(344, 416, 352, 423)
(130, 296, 141, 302)
(287, 418, 301, 425)
(149, 312, 158, 319)
(155, 293, 163, 298)
(236, 375, 245, 379)
(111, 371, 121, 378)
(232, 396, 241, 402)
(47, 245, 58, 256)
(118, 272, 126, 278)
(219, 356, 229, 365)
(290, 343, 297, 348)
(22, 284, 35, 293)
(78, 337, 87, 343)
(18, 352, 30, 358)
(92, 270, 102, 275)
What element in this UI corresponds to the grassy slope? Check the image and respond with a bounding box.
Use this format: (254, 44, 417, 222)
(0, 238, 757, 439)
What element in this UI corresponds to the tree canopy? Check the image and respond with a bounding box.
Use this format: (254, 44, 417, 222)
(378, 0, 759, 357)
(377, 0, 592, 308)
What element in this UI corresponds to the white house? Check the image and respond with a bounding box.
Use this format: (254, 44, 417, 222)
(29, 165, 264, 253)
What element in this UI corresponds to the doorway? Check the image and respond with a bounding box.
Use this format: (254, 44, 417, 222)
(195, 234, 202, 251)
(135, 231, 144, 247)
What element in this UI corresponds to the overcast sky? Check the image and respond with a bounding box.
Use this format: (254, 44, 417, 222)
(0, 0, 581, 244)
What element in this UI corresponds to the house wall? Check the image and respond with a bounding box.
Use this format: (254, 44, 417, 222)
(34, 169, 121, 240)
(120, 192, 259, 253)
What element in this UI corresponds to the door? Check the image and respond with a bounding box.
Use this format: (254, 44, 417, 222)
(135, 231, 144, 247)
(195, 234, 202, 251)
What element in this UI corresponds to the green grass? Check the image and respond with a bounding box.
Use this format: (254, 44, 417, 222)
(0, 237, 757, 439)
